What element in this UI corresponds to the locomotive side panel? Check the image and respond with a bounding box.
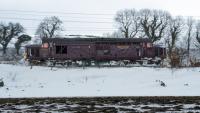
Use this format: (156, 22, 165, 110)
(110, 44, 141, 60)
(48, 43, 95, 61)
(67, 44, 95, 60)
(39, 48, 49, 59)
(95, 43, 143, 61)
(95, 44, 112, 61)
(144, 48, 156, 58)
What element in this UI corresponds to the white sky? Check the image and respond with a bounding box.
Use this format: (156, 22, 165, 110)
(0, 0, 200, 36)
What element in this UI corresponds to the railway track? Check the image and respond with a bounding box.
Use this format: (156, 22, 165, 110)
(0, 97, 200, 112)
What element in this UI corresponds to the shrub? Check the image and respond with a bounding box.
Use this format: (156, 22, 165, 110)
(0, 78, 4, 87)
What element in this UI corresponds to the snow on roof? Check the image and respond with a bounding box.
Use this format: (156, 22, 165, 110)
(42, 37, 151, 44)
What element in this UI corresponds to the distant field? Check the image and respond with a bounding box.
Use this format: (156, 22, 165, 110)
(1, 97, 200, 112)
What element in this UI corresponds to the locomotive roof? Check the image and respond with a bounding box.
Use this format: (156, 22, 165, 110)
(42, 38, 152, 44)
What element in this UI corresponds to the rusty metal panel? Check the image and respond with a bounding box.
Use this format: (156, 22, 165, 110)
(67, 44, 93, 60)
(40, 48, 49, 58)
(95, 43, 142, 61)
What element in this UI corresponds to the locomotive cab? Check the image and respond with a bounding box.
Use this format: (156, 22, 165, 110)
(25, 45, 41, 60)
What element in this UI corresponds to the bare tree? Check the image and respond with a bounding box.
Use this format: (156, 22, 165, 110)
(195, 21, 200, 48)
(167, 17, 183, 54)
(166, 17, 184, 67)
(115, 9, 140, 38)
(185, 17, 195, 58)
(36, 16, 63, 39)
(0, 22, 24, 54)
(15, 34, 31, 55)
(139, 9, 171, 43)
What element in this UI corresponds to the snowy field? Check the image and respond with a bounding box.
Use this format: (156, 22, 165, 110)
(0, 64, 200, 98)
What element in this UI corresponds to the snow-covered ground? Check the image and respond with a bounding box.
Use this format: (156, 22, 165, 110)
(0, 64, 200, 98)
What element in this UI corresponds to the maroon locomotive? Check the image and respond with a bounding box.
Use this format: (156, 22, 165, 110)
(25, 37, 166, 66)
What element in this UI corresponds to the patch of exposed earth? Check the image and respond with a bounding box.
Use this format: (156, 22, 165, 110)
(1, 97, 200, 113)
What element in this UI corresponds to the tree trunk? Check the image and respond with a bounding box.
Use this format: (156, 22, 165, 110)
(187, 37, 190, 57)
(2, 46, 7, 54)
(16, 48, 19, 55)
(124, 29, 129, 38)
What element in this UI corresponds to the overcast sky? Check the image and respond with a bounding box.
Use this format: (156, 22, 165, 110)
(0, 0, 200, 36)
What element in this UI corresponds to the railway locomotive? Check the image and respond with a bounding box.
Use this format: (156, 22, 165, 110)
(25, 37, 166, 66)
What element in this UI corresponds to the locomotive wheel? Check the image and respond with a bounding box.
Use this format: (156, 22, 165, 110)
(118, 61, 125, 66)
(46, 60, 55, 67)
(64, 61, 72, 68)
(123, 60, 130, 66)
(137, 60, 143, 65)
(94, 61, 100, 67)
(84, 61, 91, 66)
(155, 60, 162, 65)
(81, 60, 91, 68)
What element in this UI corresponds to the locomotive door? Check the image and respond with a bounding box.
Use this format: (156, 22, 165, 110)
(143, 48, 146, 57)
(136, 48, 141, 57)
(29, 48, 40, 57)
(49, 42, 53, 57)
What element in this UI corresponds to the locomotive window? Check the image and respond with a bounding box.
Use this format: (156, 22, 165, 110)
(136, 49, 141, 57)
(56, 45, 67, 54)
(56, 46, 62, 54)
(31, 48, 35, 56)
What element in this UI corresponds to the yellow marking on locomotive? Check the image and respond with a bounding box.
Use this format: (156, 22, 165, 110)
(23, 52, 28, 60)
(117, 45, 130, 49)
